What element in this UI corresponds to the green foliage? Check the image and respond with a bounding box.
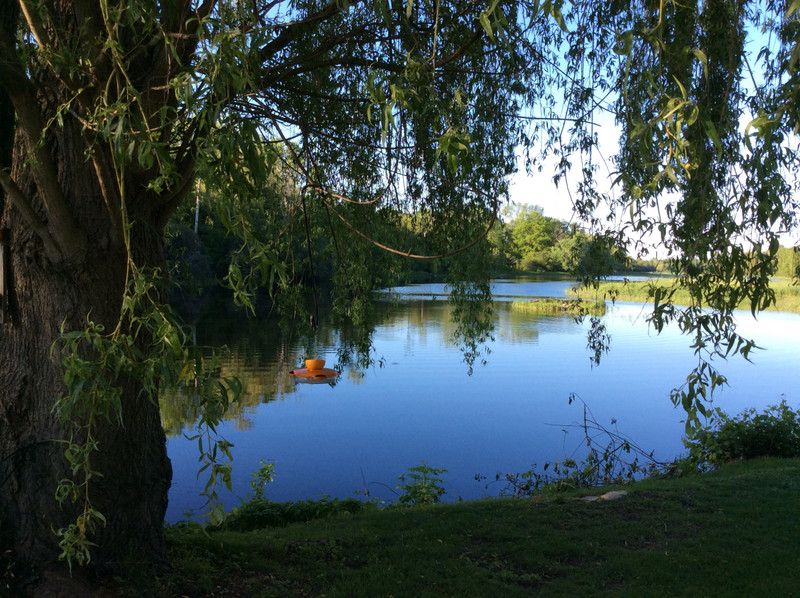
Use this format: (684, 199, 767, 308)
(505, 205, 569, 272)
(221, 497, 368, 532)
(496, 205, 629, 275)
(161, 459, 800, 598)
(396, 462, 448, 506)
(183, 372, 245, 527)
(447, 275, 495, 374)
(584, 315, 611, 367)
(509, 298, 605, 316)
(200, 461, 364, 532)
(511, 205, 563, 251)
(247, 460, 276, 502)
(683, 401, 800, 470)
(555, 0, 800, 425)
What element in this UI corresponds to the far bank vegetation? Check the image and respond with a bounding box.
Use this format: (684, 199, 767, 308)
(510, 298, 606, 316)
(569, 246, 800, 314)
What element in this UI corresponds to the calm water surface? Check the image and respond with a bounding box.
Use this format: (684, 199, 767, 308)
(163, 278, 800, 521)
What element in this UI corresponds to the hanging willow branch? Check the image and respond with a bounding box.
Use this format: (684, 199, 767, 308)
(309, 184, 498, 260)
(270, 115, 499, 260)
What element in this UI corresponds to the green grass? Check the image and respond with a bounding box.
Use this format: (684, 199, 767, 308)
(569, 278, 800, 314)
(151, 458, 800, 597)
(510, 298, 606, 316)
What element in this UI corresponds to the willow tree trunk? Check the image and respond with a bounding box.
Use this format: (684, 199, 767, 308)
(0, 123, 172, 588)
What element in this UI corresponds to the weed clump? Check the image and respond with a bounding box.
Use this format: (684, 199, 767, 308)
(683, 400, 800, 470)
(396, 462, 448, 506)
(221, 497, 369, 531)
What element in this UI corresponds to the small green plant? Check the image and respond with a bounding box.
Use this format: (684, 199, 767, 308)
(248, 459, 276, 502)
(683, 400, 800, 470)
(396, 462, 448, 506)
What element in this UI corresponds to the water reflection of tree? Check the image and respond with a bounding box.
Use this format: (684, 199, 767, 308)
(160, 298, 589, 435)
(160, 307, 375, 435)
(381, 298, 585, 346)
(159, 359, 294, 438)
(160, 314, 300, 437)
(495, 304, 542, 344)
(494, 302, 588, 345)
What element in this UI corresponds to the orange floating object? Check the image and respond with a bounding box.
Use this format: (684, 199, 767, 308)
(289, 367, 340, 380)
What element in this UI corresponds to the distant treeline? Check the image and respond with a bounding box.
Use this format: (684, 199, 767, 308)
(485, 204, 634, 275)
(168, 197, 800, 318)
(163, 197, 652, 318)
(775, 246, 800, 278)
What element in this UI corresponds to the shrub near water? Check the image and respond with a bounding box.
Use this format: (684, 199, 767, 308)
(396, 462, 448, 506)
(684, 400, 800, 469)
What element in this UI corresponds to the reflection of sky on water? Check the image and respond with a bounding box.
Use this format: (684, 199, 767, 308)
(385, 273, 671, 302)
(385, 278, 580, 301)
(165, 284, 800, 522)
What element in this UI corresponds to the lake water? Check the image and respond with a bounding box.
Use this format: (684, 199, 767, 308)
(162, 277, 800, 522)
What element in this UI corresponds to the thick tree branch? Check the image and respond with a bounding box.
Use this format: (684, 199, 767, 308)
(258, 0, 367, 61)
(0, 56, 87, 264)
(263, 57, 403, 86)
(434, 28, 483, 68)
(195, 0, 218, 22)
(18, 0, 51, 50)
(0, 169, 62, 260)
(261, 18, 377, 74)
(256, 10, 485, 92)
(85, 143, 125, 249)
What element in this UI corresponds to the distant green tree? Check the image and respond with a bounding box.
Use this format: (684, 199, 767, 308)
(775, 246, 800, 279)
(549, 226, 589, 271)
(502, 206, 628, 274)
(486, 218, 514, 273)
(508, 205, 567, 271)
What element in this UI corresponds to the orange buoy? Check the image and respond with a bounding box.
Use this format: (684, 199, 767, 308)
(289, 367, 340, 380)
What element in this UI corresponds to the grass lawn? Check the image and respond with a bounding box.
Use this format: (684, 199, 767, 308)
(152, 458, 800, 597)
(568, 277, 800, 314)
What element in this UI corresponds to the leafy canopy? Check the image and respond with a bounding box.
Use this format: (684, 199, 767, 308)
(6, 0, 798, 447)
(5, 0, 800, 563)
(547, 0, 800, 428)
(0, 0, 570, 560)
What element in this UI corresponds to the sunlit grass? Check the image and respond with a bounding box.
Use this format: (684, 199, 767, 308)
(156, 458, 800, 597)
(569, 277, 800, 314)
(510, 298, 606, 316)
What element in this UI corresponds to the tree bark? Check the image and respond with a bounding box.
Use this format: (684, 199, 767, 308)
(0, 113, 172, 592)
